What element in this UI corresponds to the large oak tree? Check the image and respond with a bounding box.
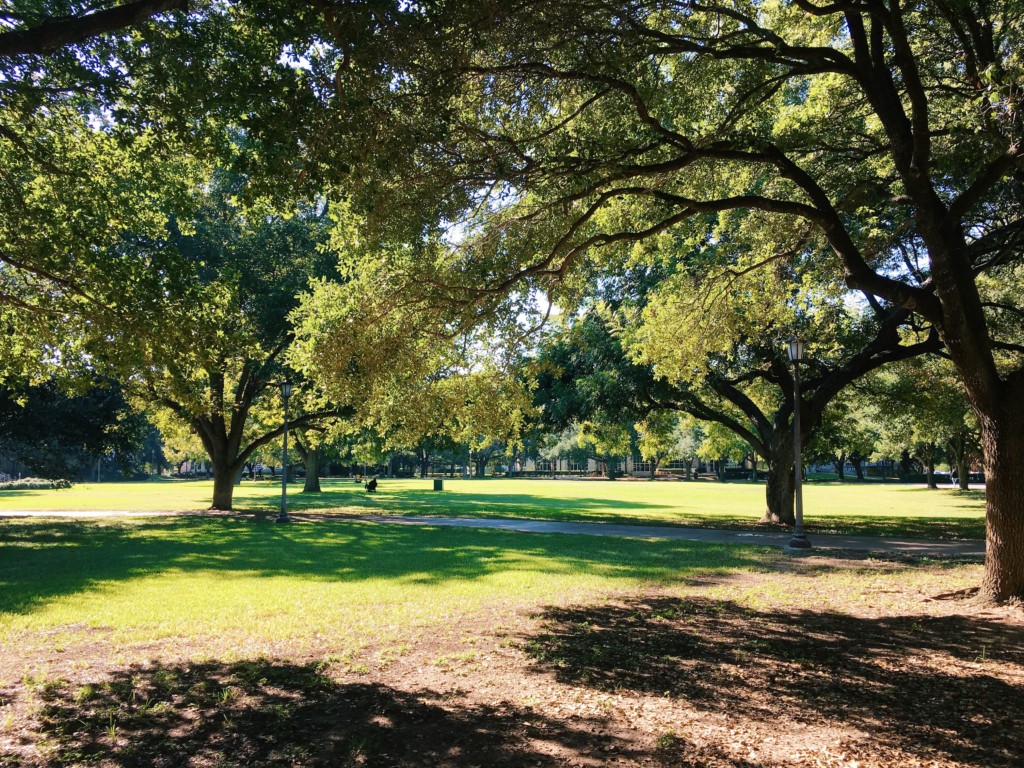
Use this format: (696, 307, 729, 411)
(320, 0, 1024, 602)
(9, 2, 1024, 600)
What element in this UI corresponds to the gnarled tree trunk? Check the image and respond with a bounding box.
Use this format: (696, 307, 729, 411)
(211, 461, 241, 510)
(762, 460, 795, 525)
(979, 413, 1024, 601)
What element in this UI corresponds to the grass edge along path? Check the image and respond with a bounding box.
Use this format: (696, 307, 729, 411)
(0, 476, 986, 539)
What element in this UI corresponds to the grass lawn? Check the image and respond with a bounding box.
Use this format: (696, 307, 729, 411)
(0, 475, 987, 539)
(0, 513, 1018, 768)
(0, 516, 765, 657)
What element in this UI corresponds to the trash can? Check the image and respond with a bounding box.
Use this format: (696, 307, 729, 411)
(433, 478, 444, 491)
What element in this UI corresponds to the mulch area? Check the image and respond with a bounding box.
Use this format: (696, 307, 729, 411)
(1, 559, 1022, 767)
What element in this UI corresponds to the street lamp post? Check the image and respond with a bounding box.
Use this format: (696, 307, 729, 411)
(786, 338, 812, 551)
(277, 380, 293, 524)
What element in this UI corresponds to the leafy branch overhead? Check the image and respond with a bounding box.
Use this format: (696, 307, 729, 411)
(323, 0, 1024, 602)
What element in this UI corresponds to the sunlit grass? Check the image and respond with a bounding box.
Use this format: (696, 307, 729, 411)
(0, 476, 986, 538)
(0, 516, 772, 666)
(0, 482, 994, 768)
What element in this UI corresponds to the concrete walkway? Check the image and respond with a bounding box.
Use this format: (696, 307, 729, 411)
(360, 515, 986, 558)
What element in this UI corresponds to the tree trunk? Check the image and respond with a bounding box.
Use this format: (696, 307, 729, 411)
(505, 449, 518, 478)
(833, 453, 846, 481)
(603, 457, 616, 480)
(851, 453, 865, 481)
(649, 456, 661, 480)
(211, 463, 238, 511)
(899, 450, 914, 479)
(475, 458, 486, 477)
(925, 445, 937, 489)
(761, 461, 795, 525)
(956, 452, 970, 490)
(716, 458, 726, 482)
(980, 415, 1024, 602)
(761, 434, 796, 525)
(303, 448, 321, 493)
(948, 435, 971, 490)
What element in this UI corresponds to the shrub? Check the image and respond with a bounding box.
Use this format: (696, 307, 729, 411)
(0, 477, 72, 491)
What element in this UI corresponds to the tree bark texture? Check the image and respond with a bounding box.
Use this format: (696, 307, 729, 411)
(957, 455, 971, 490)
(0, 0, 188, 58)
(303, 449, 321, 493)
(211, 464, 238, 511)
(762, 459, 796, 526)
(978, 414, 1024, 601)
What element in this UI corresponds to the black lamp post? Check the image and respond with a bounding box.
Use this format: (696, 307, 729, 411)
(277, 380, 293, 524)
(786, 338, 812, 551)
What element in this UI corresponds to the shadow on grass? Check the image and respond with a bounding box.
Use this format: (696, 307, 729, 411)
(804, 515, 986, 540)
(523, 596, 1024, 767)
(2, 659, 637, 768)
(0, 517, 766, 615)
(231, 482, 986, 539)
(233, 484, 673, 516)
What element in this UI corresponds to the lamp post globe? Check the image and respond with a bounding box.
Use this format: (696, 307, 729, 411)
(787, 336, 805, 364)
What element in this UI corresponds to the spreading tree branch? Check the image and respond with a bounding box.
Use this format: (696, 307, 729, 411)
(0, 0, 188, 58)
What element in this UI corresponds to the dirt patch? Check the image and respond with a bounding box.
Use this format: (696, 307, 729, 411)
(1, 560, 1021, 767)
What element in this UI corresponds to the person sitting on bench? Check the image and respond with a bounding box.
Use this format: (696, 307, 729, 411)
(365, 477, 378, 493)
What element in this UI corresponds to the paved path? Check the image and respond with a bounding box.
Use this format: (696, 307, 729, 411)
(0, 509, 985, 557)
(360, 515, 986, 557)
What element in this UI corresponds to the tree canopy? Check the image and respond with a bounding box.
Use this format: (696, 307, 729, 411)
(314, 0, 1024, 601)
(7, 0, 1024, 601)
